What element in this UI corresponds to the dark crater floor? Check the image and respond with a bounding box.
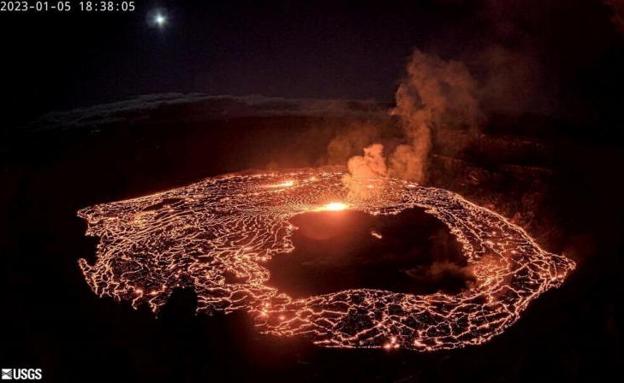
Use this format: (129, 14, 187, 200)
(266, 207, 474, 298)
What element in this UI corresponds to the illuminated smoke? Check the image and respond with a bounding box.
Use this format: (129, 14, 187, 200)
(342, 143, 388, 200)
(390, 49, 483, 183)
(342, 49, 483, 188)
(326, 121, 380, 165)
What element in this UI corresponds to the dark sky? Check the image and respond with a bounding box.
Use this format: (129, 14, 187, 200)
(2, 0, 624, 128)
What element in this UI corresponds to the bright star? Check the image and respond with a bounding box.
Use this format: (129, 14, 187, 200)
(154, 13, 167, 27)
(149, 9, 168, 29)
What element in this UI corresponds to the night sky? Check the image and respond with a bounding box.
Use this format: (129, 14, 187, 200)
(2, 0, 624, 131)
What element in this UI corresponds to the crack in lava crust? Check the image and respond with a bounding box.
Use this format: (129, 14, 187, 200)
(78, 167, 575, 351)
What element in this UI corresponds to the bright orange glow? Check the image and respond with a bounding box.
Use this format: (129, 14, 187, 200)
(77, 167, 575, 351)
(264, 180, 295, 188)
(317, 201, 349, 211)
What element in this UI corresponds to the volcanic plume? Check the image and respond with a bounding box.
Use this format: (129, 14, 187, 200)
(340, 49, 484, 192)
(342, 143, 388, 199)
(389, 49, 483, 183)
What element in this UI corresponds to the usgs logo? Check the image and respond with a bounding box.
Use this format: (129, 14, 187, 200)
(1, 369, 42, 381)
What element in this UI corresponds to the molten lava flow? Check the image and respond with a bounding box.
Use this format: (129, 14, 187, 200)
(77, 167, 575, 351)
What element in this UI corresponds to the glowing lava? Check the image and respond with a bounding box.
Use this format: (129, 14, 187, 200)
(264, 180, 296, 188)
(317, 201, 349, 212)
(77, 167, 575, 351)
(370, 230, 383, 239)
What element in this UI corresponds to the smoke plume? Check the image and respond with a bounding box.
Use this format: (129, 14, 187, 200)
(341, 49, 483, 191)
(326, 121, 380, 165)
(390, 50, 483, 183)
(342, 143, 388, 199)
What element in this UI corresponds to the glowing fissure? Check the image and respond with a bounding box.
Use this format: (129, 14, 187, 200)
(78, 167, 574, 351)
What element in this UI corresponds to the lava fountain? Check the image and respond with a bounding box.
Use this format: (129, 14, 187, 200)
(77, 167, 575, 351)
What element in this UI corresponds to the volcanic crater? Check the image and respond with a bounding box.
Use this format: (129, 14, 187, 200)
(267, 207, 473, 298)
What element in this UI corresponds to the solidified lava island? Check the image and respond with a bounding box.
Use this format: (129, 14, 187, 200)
(78, 168, 575, 351)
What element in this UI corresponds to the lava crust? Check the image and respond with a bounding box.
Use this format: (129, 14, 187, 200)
(78, 167, 575, 351)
